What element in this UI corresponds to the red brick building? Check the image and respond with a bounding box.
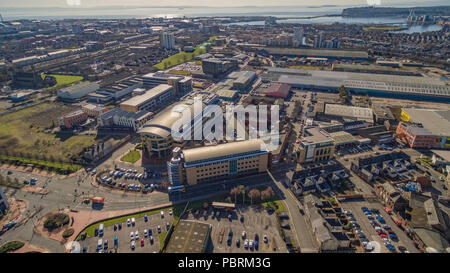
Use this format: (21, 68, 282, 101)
(59, 110, 88, 129)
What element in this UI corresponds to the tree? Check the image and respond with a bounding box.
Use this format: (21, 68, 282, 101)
(230, 187, 240, 203)
(338, 85, 350, 104)
(261, 186, 275, 201)
(248, 189, 261, 205)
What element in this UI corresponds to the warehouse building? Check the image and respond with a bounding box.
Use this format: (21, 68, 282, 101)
(57, 82, 100, 101)
(265, 68, 450, 102)
(323, 104, 374, 124)
(97, 76, 143, 100)
(167, 139, 269, 186)
(257, 47, 369, 61)
(256, 82, 291, 98)
(120, 84, 173, 113)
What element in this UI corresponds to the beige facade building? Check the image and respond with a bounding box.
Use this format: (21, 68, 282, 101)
(168, 140, 269, 186)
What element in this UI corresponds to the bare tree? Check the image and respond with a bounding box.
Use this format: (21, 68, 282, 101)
(248, 189, 261, 205)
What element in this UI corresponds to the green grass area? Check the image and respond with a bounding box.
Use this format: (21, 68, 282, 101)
(41, 74, 84, 88)
(0, 102, 95, 161)
(153, 37, 216, 70)
(0, 155, 81, 173)
(261, 200, 285, 213)
(120, 150, 141, 163)
(77, 207, 172, 239)
(154, 46, 206, 70)
(158, 232, 168, 250)
(0, 241, 25, 253)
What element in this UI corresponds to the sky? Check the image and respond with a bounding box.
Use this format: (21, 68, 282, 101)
(0, 0, 447, 8)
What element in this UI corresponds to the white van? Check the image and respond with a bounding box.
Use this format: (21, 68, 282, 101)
(97, 239, 103, 251)
(99, 224, 104, 237)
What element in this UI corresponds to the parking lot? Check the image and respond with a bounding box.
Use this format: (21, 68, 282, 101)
(80, 210, 175, 253)
(95, 167, 165, 193)
(181, 206, 288, 253)
(340, 199, 419, 253)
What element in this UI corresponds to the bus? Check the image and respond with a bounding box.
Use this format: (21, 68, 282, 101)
(168, 185, 186, 193)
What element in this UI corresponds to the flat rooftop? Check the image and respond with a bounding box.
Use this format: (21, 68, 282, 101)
(324, 104, 373, 122)
(301, 127, 334, 144)
(267, 68, 450, 97)
(120, 84, 172, 108)
(260, 47, 369, 59)
(402, 108, 450, 136)
(165, 220, 211, 253)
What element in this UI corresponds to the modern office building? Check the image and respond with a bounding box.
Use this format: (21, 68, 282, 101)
(59, 110, 88, 129)
(265, 68, 450, 102)
(57, 82, 100, 101)
(160, 31, 175, 49)
(296, 127, 336, 163)
(167, 139, 269, 186)
(202, 58, 237, 77)
(119, 84, 174, 113)
(142, 72, 192, 96)
(0, 185, 8, 213)
(98, 107, 153, 132)
(138, 99, 207, 159)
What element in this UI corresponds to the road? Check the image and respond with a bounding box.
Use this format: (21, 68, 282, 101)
(266, 170, 319, 253)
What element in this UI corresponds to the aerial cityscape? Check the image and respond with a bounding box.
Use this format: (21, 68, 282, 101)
(0, 0, 449, 260)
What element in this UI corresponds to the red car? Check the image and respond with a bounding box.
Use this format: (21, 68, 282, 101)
(140, 239, 144, 247)
(376, 229, 385, 235)
(380, 233, 387, 239)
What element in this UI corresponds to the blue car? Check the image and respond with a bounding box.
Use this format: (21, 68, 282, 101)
(148, 228, 152, 236)
(377, 216, 385, 223)
(386, 244, 396, 251)
(361, 207, 369, 212)
(144, 215, 148, 222)
(82, 246, 87, 253)
(114, 236, 118, 247)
